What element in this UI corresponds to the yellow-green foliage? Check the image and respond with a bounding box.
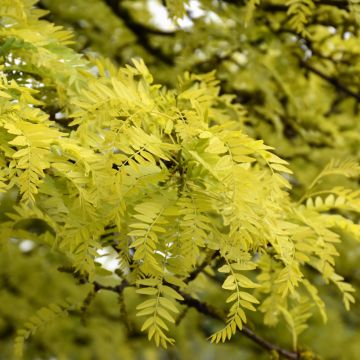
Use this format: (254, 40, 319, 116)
(286, 0, 315, 37)
(1, 1, 360, 359)
(14, 299, 78, 359)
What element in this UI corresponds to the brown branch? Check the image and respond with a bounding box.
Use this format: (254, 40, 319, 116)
(61, 263, 300, 358)
(103, 0, 175, 65)
(104, 0, 175, 36)
(222, 0, 348, 11)
(91, 276, 300, 358)
(175, 289, 300, 359)
(265, 23, 360, 103)
(300, 59, 360, 101)
(93, 278, 129, 293)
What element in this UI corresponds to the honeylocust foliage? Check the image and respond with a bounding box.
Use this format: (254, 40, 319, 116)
(0, 1, 360, 359)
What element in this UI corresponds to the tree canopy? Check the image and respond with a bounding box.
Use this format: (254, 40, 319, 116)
(0, 1, 360, 359)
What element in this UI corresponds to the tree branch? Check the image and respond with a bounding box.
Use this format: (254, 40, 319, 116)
(300, 59, 360, 101)
(176, 289, 300, 359)
(222, 0, 348, 11)
(94, 278, 129, 293)
(265, 23, 360, 103)
(93, 277, 300, 359)
(61, 260, 300, 359)
(103, 0, 175, 65)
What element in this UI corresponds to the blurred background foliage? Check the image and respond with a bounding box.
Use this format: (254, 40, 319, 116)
(1, 0, 360, 359)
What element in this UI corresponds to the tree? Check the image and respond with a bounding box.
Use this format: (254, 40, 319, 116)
(0, 0, 360, 359)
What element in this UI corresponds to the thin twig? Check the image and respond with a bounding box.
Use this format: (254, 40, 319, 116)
(222, 0, 348, 11)
(185, 250, 220, 283)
